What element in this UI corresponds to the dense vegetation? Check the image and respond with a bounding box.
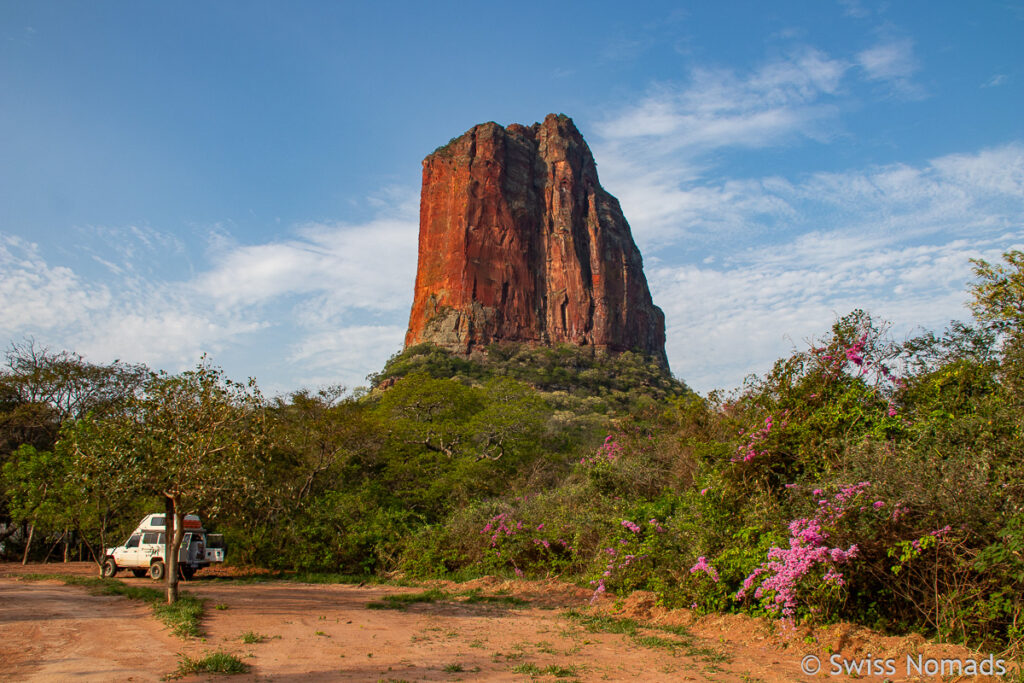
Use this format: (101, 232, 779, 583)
(2, 253, 1023, 653)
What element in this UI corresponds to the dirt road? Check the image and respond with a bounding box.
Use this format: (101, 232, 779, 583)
(0, 562, 1005, 682)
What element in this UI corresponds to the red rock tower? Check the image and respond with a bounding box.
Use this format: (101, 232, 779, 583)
(405, 114, 668, 367)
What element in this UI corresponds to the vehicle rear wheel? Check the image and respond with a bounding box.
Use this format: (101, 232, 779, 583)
(101, 558, 118, 578)
(131, 569, 148, 578)
(149, 561, 165, 581)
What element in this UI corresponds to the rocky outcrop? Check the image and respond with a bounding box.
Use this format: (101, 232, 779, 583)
(405, 113, 667, 367)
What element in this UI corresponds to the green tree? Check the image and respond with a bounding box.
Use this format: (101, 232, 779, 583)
(65, 361, 266, 603)
(970, 250, 1024, 391)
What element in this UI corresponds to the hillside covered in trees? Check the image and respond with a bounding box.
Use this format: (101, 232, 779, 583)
(2, 252, 1023, 653)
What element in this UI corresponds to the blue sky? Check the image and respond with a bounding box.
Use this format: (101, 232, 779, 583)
(2, 1, 1023, 396)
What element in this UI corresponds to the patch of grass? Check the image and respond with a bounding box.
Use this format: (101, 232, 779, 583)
(688, 645, 730, 663)
(366, 587, 528, 611)
(511, 663, 543, 675)
(544, 664, 579, 677)
(214, 603, 230, 610)
(239, 631, 264, 644)
(560, 609, 729, 665)
(443, 663, 464, 672)
(19, 574, 203, 639)
(633, 634, 683, 651)
(366, 588, 448, 610)
(174, 651, 248, 676)
(511, 663, 579, 678)
(152, 595, 204, 638)
(492, 650, 525, 662)
(562, 610, 638, 636)
(461, 588, 529, 606)
(654, 623, 692, 637)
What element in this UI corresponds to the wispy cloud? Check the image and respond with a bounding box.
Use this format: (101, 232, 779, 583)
(982, 74, 1008, 88)
(654, 235, 1023, 394)
(0, 236, 111, 332)
(596, 48, 847, 154)
(0, 193, 419, 391)
(593, 48, 855, 247)
(857, 39, 917, 81)
(195, 216, 416, 315)
(287, 324, 408, 389)
(638, 143, 1024, 391)
(838, 0, 871, 18)
(856, 38, 924, 97)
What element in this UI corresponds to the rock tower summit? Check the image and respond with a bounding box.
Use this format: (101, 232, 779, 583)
(405, 114, 668, 367)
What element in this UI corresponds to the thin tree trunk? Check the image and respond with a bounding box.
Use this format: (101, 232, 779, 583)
(21, 523, 34, 565)
(79, 531, 99, 565)
(43, 530, 67, 564)
(165, 494, 180, 604)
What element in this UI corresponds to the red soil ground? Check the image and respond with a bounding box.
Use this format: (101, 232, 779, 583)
(0, 562, 1012, 682)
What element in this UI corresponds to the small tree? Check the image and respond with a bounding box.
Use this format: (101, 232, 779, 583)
(970, 250, 1024, 391)
(67, 360, 266, 603)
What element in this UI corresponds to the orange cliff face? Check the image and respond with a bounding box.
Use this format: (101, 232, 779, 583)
(405, 113, 668, 367)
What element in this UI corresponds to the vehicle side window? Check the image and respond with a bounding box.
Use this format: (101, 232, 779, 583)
(151, 516, 165, 527)
(141, 532, 158, 545)
(157, 533, 165, 545)
(126, 534, 141, 549)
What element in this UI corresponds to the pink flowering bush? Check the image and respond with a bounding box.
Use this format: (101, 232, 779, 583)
(723, 310, 907, 482)
(736, 515, 859, 620)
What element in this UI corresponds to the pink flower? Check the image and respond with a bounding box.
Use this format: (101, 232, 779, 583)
(689, 556, 720, 583)
(737, 497, 860, 618)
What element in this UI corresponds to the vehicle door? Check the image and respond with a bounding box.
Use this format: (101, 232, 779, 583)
(140, 532, 162, 564)
(113, 534, 142, 568)
(178, 532, 194, 564)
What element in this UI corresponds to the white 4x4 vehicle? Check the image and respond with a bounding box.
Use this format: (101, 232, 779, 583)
(101, 513, 226, 580)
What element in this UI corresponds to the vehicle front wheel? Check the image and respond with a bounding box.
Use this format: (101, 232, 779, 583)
(101, 558, 118, 578)
(149, 561, 165, 581)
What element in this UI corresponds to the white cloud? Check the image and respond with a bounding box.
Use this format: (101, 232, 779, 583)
(982, 74, 1008, 88)
(855, 38, 924, 98)
(654, 236, 1023, 393)
(857, 39, 917, 81)
(596, 48, 847, 154)
(0, 196, 419, 389)
(838, 0, 871, 18)
(0, 236, 111, 332)
(287, 324, 408, 390)
(627, 142, 1024, 391)
(196, 216, 417, 317)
